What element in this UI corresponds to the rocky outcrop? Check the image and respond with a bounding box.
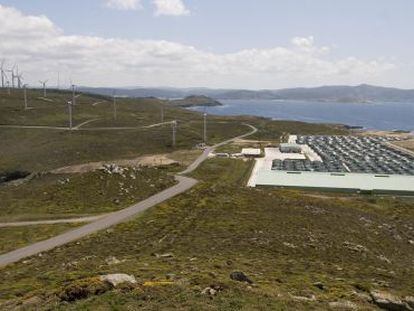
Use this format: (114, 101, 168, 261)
(99, 274, 137, 287)
(370, 290, 413, 311)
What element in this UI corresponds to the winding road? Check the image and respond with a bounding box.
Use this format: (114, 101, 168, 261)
(0, 124, 257, 267)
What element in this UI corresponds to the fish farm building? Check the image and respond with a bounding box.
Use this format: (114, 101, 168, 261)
(248, 135, 414, 195)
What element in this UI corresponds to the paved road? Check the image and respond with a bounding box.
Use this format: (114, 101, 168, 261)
(0, 216, 105, 228)
(0, 124, 257, 267)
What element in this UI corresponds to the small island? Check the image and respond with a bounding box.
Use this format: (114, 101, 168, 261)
(169, 95, 223, 108)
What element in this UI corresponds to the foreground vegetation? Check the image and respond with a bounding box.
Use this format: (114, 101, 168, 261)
(1, 159, 413, 309)
(0, 224, 81, 255)
(0, 168, 176, 222)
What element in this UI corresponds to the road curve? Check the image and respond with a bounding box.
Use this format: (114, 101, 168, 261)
(0, 124, 257, 267)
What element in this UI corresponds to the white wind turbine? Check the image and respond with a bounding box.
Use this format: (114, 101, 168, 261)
(39, 80, 48, 97)
(0, 59, 7, 88)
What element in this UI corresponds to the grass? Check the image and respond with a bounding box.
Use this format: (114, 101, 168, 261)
(0, 167, 176, 222)
(0, 223, 81, 255)
(1, 158, 413, 309)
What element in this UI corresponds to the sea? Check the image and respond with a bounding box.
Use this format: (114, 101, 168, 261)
(189, 100, 414, 132)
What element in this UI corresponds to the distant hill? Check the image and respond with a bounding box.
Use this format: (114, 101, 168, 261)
(79, 85, 414, 103)
(169, 95, 222, 108)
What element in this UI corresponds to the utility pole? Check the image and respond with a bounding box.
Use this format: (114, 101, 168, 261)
(23, 85, 28, 110)
(113, 90, 117, 121)
(161, 105, 164, 123)
(203, 113, 207, 144)
(172, 120, 177, 148)
(6, 81, 10, 95)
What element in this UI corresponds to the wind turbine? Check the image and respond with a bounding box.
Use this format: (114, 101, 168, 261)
(39, 80, 48, 97)
(0, 59, 6, 88)
(7, 65, 17, 88)
(17, 70, 24, 89)
(23, 84, 28, 110)
(203, 112, 208, 144)
(112, 90, 117, 121)
(172, 120, 177, 148)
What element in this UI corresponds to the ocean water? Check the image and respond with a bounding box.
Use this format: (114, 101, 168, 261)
(190, 100, 414, 131)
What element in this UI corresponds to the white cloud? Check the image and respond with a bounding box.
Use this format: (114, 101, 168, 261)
(105, 0, 142, 10)
(0, 5, 397, 89)
(153, 0, 190, 16)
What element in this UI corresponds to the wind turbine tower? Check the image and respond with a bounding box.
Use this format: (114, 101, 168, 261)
(39, 80, 48, 97)
(0, 59, 6, 88)
(203, 113, 208, 144)
(113, 90, 117, 121)
(7, 65, 17, 88)
(172, 120, 177, 148)
(23, 84, 28, 110)
(68, 84, 76, 130)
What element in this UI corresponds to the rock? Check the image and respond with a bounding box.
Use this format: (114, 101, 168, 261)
(100, 274, 137, 287)
(378, 255, 392, 264)
(313, 282, 325, 290)
(230, 271, 253, 284)
(370, 290, 413, 311)
(157, 253, 174, 258)
(105, 256, 121, 265)
(405, 297, 414, 309)
(343, 241, 369, 253)
(59, 277, 112, 302)
(201, 287, 217, 296)
(283, 242, 297, 249)
(201, 284, 225, 296)
(328, 301, 358, 310)
(291, 294, 316, 302)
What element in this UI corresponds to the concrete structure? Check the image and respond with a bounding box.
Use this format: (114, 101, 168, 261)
(279, 143, 302, 153)
(254, 170, 414, 195)
(247, 142, 414, 195)
(242, 148, 261, 157)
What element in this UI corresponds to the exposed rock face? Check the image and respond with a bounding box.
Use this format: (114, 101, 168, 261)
(99, 274, 137, 287)
(230, 271, 253, 284)
(370, 290, 413, 311)
(328, 300, 359, 310)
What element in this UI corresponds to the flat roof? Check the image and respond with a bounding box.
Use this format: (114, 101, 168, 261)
(242, 148, 261, 155)
(254, 171, 414, 194)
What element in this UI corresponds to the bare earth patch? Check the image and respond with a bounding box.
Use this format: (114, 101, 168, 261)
(50, 154, 182, 174)
(394, 139, 414, 152)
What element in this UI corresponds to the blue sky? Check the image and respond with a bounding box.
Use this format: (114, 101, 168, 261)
(0, 0, 413, 88)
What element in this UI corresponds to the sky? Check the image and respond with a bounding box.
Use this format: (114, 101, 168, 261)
(0, 0, 413, 89)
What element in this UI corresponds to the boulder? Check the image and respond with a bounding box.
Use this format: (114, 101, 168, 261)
(370, 290, 413, 311)
(328, 300, 359, 310)
(230, 271, 253, 284)
(100, 274, 137, 287)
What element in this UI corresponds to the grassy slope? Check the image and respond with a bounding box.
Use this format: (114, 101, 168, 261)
(0, 89, 247, 172)
(0, 224, 81, 255)
(0, 168, 176, 221)
(1, 159, 413, 309)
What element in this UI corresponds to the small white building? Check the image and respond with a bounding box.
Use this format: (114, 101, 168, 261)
(241, 148, 261, 157)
